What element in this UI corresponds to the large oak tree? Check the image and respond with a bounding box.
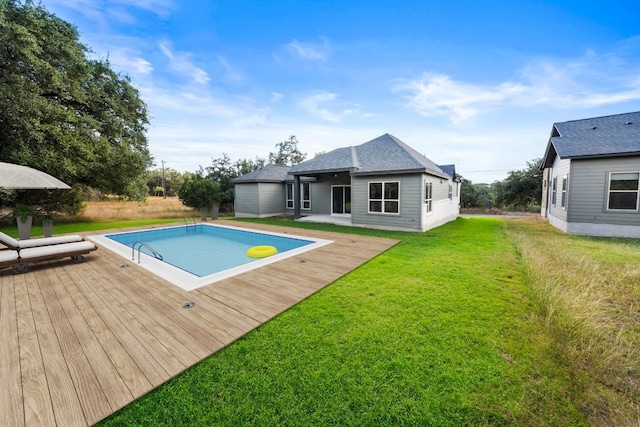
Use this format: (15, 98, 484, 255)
(0, 0, 151, 199)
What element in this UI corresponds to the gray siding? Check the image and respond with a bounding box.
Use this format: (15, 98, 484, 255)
(234, 183, 259, 215)
(257, 183, 286, 215)
(308, 181, 331, 215)
(548, 157, 571, 221)
(351, 174, 423, 230)
(568, 156, 640, 226)
(235, 183, 285, 217)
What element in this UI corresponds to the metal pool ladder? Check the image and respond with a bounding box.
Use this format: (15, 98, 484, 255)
(131, 242, 163, 264)
(183, 217, 197, 229)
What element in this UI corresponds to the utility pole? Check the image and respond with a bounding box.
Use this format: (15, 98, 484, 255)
(161, 160, 167, 198)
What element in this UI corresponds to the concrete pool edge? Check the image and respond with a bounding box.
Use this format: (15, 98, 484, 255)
(88, 223, 334, 291)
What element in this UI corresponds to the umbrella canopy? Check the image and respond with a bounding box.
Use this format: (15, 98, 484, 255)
(0, 162, 71, 189)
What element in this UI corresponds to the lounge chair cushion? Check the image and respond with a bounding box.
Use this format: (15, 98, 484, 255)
(17, 235, 83, 248)
(0, 249, 19, 264)
(19, 241, 96, 261)
(0, 231, 84, 249)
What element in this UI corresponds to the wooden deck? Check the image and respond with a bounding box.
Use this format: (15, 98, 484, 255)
(0, 221, 399, 426)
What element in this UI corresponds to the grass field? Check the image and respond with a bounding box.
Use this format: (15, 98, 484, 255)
(2, 200, 637, 425)
(90, 215, 621, 427)
(79, 196, 199, 221)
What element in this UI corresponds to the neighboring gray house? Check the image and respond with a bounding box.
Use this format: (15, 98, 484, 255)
(540, 111, 640, 238)
(232, 134, 460, 232)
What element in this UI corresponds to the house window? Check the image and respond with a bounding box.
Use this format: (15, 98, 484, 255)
(448, 183, 453, 200)
(560, 175, 568, 209)
(369, 181, 399, 214)
(301, 182, 311, 210)
(551, 177, 557, 207)
(285, 182, 311, 210)
(286, 183, 294, 209)
(425, 181, 432, 213)
(608, 172, 639, 210)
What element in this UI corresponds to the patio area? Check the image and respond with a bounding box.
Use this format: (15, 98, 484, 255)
(0, 220, 398, 426)
(296, 214, 353, 226)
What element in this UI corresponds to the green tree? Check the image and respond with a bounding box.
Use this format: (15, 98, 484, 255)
(147, 167, 185, 197)
(178, 172, 221, 212)
(268, 135, 306, 166)
(0, 0, 151, 200)
(206, 154, 265, 211)
(460, 177, 496, 209)
(495, 158, 543, 210)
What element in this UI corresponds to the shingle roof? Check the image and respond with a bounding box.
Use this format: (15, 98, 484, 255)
(289, 133, 450, 178)
(230, 164, 291, 183)
(541, 111, 640, 168)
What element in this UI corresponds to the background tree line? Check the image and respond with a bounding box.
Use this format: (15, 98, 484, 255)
(460, 158, 543, 211)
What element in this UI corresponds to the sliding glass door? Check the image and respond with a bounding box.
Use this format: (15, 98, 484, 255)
(332, 186, 351, 215)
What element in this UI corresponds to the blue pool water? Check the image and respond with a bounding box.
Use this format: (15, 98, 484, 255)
(105, 224, 314, 277)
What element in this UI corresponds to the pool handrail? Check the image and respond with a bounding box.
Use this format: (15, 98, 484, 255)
(131, 242, 163, 264)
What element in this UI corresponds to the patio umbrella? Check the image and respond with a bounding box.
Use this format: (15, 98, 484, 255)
(0, 162, 71, 189)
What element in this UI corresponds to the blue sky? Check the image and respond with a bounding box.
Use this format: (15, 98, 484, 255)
(43, 0, 640, 182)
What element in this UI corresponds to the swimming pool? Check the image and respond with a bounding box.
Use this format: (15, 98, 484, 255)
(89, 224, 333, 291)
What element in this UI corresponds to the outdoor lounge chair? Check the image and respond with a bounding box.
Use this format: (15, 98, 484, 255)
(10, 241, 97, 274)
(0, 230, 83, 249)
(0, 230, 97, 274)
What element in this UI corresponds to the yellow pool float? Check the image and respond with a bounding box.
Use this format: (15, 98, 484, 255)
(246, 245, 278, 258)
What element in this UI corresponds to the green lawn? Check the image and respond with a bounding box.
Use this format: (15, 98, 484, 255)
(85, 217, 586, 426)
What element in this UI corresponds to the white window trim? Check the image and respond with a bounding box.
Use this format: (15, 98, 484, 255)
(425, 181, 433, 213)
(285, 182, 311, 210)
(301, 182, 311, 210)
(551, 177, 557, 207)
(606, 171, 640, 212)
(285, 183, 294, 209)
(560, 175, 568, 210)
(368, 181, 400, 215)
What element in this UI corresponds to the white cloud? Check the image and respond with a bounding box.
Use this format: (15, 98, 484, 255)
(298, 91, 359, 123)
(281, 37, 331, 62)
(159, 41, 210, 84)
(216, 56, 244, 83)
(394, 49, 640, 124)
(44, 0, 175, 23)
(113, 0, 175, 17)
(106, 48, 153, 75)
(392, 74, 527, 123)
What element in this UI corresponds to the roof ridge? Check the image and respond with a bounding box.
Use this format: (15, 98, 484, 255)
(555, 111, 640, 125)
(350, 145, 359, 170)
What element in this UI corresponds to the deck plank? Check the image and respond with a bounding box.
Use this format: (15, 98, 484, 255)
(15, 271, 57, 427)
(0, 221, 399, 426)
(0, 273, 25, 427)
(30, 268, 86, 427)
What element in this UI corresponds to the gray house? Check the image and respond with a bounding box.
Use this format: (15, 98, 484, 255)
(232, 134, 460, 232)
(540, 111, 640, 238)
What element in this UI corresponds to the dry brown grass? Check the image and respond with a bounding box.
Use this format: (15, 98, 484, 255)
(506, 219, 640, 426)
(80, 196, 199, 221)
